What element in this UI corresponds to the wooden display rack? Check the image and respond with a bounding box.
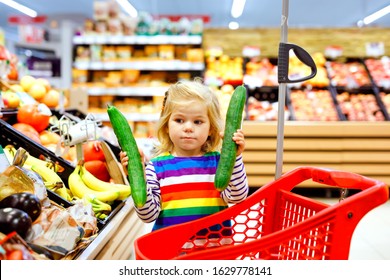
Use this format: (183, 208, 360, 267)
(242, 121, 390, 188)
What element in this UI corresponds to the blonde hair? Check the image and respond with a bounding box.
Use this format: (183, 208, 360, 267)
(154, 78, 223, 156)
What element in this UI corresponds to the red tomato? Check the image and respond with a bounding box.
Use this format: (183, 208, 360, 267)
(17, 104, 52, 133)
(84, 160, 111, 182)
(83, 141, 106, 162)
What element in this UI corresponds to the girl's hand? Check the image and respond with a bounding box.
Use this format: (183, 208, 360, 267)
(119, 151, 129, 175)
(232, 129, 245, 156)
(119, 149, 146, 175)
(219, 129, 246, 156)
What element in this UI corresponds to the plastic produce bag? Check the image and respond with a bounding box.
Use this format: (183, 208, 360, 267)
(26, 205, 85, 257)
(0, 165, 35, 201)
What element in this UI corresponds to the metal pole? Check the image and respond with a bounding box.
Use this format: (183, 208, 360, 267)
(275, 0, 289, 179)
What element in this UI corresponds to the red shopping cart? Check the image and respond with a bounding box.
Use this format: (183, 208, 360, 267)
(134, 167, 388, 260)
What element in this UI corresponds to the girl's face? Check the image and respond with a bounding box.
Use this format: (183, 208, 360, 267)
(167, 101, 211, 157)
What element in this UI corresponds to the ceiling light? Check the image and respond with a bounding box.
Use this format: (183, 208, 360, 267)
(0, 0, 37, 18)
(116, 0, 137, 17)
(359, 4, 390, 26)
(231, 0, 246, 18)
(229, 21, 239, 30)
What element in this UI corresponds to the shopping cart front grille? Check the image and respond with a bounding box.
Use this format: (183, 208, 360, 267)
(178, 199, 267, 257)
(273, 190, 333, 260)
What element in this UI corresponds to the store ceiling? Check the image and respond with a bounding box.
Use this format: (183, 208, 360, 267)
(1, 0, 390, 39)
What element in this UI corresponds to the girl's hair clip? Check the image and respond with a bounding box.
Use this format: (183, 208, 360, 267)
(161, 90, 169, 112)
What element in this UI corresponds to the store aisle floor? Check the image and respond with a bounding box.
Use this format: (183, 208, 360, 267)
(332, 198, 390, 260)
(315, 197, 390, 260)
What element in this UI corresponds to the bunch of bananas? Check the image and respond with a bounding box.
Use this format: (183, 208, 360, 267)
(68, 161, 131, 218)
(3, 145, 72, 201)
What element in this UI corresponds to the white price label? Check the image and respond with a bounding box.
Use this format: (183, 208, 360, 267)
(325, 46, 343, 59)
(366, 42, 385, 57)
(242, 46, 261, 58)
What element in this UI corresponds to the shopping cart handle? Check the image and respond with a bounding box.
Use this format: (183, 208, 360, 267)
(311, 168, 379, 190)
(278, 42, 317, 83)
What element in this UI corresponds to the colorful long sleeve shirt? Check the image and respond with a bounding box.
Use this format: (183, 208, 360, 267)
(134, 151, 248, 231)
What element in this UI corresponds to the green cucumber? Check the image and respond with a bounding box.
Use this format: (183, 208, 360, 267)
(214, 85, 246, 191)
(107, 105, 146, 207)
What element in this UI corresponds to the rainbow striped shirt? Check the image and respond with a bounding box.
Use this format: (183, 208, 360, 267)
(134, 151, 248, 231)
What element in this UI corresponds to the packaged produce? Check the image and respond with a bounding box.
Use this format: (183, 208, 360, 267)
(0, 162, 35, 201)
(26, 205, 84, 258)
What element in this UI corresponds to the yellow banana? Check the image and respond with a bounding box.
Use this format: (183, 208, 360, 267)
(25, 153, 57, 171)
(5, 145, 61, 175)
(68, 165, 120, 203)
(31, 164, 72, 201)
(55, 186, 73, 201)
(44, 181, 64, 191)
(96, 212, 108, 220)
(30, 164, 64, 185)
(79, 164, 131, 200)
(3, 145, 16, 163)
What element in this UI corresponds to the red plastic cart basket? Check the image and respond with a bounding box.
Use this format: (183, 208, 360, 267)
(134, 167, 389, 260)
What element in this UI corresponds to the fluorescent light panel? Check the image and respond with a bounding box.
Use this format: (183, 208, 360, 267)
(362, 4, 390, 25)
(229, 21, 239, 30)
(231, 0, 246, 18)
(0, 0, 37, 17)
(116, 0, 137, 17)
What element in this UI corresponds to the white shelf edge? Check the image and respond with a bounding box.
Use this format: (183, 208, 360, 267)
(87, 86, 168, 96)
(73, 34, 202, 45)
(73, 60, 204, 71)
(92, 112, 160, 122)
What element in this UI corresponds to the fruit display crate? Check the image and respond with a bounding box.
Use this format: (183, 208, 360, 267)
(326, 58, 373, 88)
(0, 118, 125, 229)
(378, 90, 390, 116)
(331, 86, 390, 121)
(247, 85, 295, 121)
(363, 57, 390, 92)
(0, 108, 18, 124)
(288, 87, 346, 121)
(244, 56, 390, 122)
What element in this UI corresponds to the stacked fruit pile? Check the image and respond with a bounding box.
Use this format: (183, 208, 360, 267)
(336, 92, 385, 121)
(2, 75, 63, 109)
(244, 58, 278, 87)
(205, 55, 244, 86)
(290, 89, 339, 121)
(326, 61, 371, 88)
(365, 57, 390, 89)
